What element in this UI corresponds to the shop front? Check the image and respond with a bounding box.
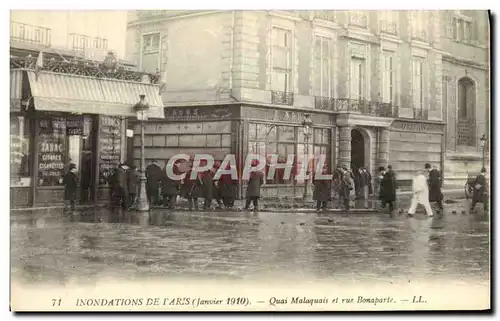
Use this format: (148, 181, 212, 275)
(10, 69, 164, 208)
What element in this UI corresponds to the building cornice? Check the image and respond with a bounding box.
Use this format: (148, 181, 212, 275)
(336, 113, 394, 128)
(442, 54, 489, 71)
(127, 10, 222, 27)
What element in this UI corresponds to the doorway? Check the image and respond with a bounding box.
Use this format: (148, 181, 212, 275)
(351, 128, 365, 171)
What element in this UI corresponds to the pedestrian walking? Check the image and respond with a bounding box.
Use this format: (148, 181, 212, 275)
(379, 167, 397, 216)
(245, 161, 265, 211)
(313, 165, 332, 212)
(470, 167, 489, 213)
(425, 163, 444, 213)
(161, 162, 180, 209)
(219, 164, 238, 209)
(63, 163, 78, 212)
(146, 160, 162, 207)
(181, 167, 203, 211)
(407, 170, 434, 217)
(331, 164, 343, 209)
(127, 165, 140, 209)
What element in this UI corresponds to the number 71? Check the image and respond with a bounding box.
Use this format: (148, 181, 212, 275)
(52, 298, 61, 306)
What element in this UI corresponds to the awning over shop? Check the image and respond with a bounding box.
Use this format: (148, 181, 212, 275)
(26, 71, 164, 119)
(10, 70, 23, 111)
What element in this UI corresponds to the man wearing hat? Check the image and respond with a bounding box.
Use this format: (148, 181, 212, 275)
(425, 163, 444, 213)
(63, 163, 79, 212)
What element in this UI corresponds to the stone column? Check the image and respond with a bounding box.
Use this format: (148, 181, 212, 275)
(338, 126, 352, 168)
(378, 127, 390, 169)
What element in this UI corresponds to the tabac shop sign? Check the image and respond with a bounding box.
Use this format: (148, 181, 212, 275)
(391, 121, 444, 134)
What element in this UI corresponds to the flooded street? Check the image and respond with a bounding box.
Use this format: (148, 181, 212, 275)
(11, 206, 490, 287)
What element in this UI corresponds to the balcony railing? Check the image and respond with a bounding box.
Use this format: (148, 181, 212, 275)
(457, 118, 476, 147)
(271, 91, 294, 106)
(349, 13, 368, 28)
(412, 29, 427, 42)
(314, 97, 396, 117)
(10, 21, 51, 47)
(69, 33, 92, 52)
(314, 11, 336, 22)
(380, 20, 398, 36)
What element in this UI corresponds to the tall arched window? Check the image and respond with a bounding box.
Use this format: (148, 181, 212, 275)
(457, 77, 476, 146)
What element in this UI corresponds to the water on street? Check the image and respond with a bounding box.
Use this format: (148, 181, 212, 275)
(11, 205, 490, 287)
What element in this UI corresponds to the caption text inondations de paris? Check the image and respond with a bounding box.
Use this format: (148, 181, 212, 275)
(54, 295, 427, 308)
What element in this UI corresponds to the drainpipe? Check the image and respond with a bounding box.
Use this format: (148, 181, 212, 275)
(228, 10, 239, 102)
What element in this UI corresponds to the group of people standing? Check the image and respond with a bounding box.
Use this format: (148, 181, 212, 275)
(127, 160, 239, 211)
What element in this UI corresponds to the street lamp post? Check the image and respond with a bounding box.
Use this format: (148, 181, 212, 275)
(302, 114, 313, 202)
(480, 134, 487, 170)
(134, 94, 150, 212)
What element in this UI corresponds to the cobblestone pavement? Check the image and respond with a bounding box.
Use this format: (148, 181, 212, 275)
(11, 201, 489, 287)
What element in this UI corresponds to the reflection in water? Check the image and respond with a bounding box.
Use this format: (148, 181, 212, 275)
(11, 208, 490, 286)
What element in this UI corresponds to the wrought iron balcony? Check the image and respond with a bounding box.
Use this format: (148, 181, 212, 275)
(271, 91, 294, 106)
(10, 21, 51, 47)
(380, 20, 398, 36)
(314, 97, 397, 117)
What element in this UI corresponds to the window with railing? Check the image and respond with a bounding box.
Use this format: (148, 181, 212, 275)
(349, 11, 368, 28)
(380, 10, 398, 35)
(412, 57, 426, 119)
(382, 51, 396, 105)
(313, 36, 332, 98)
(350, 57, 366, 101)
(271, 27, 293, 105)
(457, 77, 476, 146)
(10, 21, 51, 47)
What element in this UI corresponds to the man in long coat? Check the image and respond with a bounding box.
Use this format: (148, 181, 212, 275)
(379, 167, 397, 215)
(425, 163, 444, 213)
(181, 165, 203, 211)
(161, 162, 180, 209)
(313, 165, 332, 212)
(244, 160, 265, 211)
(201, 167, 214, 210)
(470, 167, 488, 213)
(337, 167, 353, 211)
(115, 163, 129, 209)
(146, 160, 163, 207)
(127, 165, 140, 209)
(63, 163, 78, 212)
(219, 164, 238, 209)
(407, 170, 434, 217)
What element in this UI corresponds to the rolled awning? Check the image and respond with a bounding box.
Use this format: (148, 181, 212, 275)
(26, 71, 164, 119)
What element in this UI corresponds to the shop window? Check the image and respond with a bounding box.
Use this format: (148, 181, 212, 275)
(37, 117, 67, 187)
(10, 116, 31, 187)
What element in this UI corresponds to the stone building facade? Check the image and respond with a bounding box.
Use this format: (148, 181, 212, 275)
(125, 10, 489, 197)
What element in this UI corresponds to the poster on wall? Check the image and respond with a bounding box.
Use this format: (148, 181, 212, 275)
(37, 117, 66, 186)
(99, 116, 122, 185)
